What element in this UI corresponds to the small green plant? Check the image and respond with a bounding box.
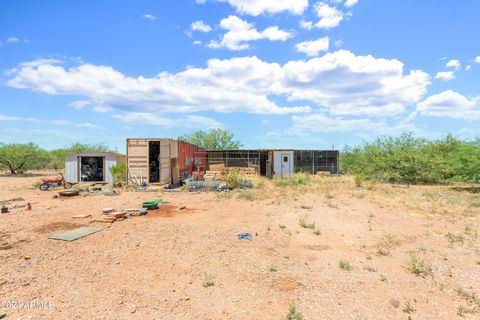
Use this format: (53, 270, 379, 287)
(325, 192, 334, 200)
(300, 204, 313, 210)
(109, 161, 127, 183)
(298, 218, 315, 230)
(456, 287, 480, 315)
(364, 266, 377, 272)
(279, 224, 286, 229)
(314, 229, 321, 235)
(389, 298, 400, 308)
(407, 253, 432, 278)
(225, 168, 242, 188)
(286, 304, 303, 320)
(402, 300, 416, 314)
(354, 175, 364, 187)
(202, 273, 215, 288)
(269, 265, 278, 272)
(339, 260, 352, 271)
(446, 233, 465, 246)
(376, 233, 398, 256)
(380, 274, 387, 282)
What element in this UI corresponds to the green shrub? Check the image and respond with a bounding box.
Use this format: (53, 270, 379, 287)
(109, 161, 127, 183)
(341, 133, 480, 184)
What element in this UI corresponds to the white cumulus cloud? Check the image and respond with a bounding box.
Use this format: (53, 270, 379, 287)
(7, 36, 20, 43)
(344, 0, 359, 8)
(295, 36, 329, 57)
(475, 56, 480, 64)
(208, 15, 292, 50)
(141, 13, 156, 21)
(435, 71, 455, 81)
(190, 20, 212, 33)
(313, 2, 344, 29)
(212, 0, 308, 16)
(8, 50, 430, 118)
(446, 59, 460, 70)
(417, 90, 480, 120)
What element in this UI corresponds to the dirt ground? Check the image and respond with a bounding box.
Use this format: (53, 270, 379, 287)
(1, 174, 480, 320)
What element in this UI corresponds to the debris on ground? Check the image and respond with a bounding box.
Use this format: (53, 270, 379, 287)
(237, 233, 253, 241)
(49, 227, 102, 241)
(126, 208, 148, 216)
(72, 214, 92, 219)
(0, 197, 25, 202)
(0, 311, 6, 319)
(58, 190, 80, 197)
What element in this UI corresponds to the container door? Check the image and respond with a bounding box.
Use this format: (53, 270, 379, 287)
(127, 139, 149, 183)
(281, 153, 291, 178)
(65, 156, 78, 182)
(159, 139, 172, 184)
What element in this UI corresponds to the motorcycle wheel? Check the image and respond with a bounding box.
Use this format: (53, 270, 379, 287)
(63, 182, 72, 189)
(39, 183, 50, 191)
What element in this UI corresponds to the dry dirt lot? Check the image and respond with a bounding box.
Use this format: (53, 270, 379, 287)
(1, 174, 480, 319)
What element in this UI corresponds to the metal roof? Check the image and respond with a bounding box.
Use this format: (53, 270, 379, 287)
(66, 152, 127, 158)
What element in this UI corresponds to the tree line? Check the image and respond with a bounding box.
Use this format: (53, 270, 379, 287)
(340, 133, 480, 184)
(0, 142, 112, 175)
(2, 131, 479, 184)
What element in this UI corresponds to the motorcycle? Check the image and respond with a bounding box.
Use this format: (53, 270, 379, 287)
(39, 173, 73, 191)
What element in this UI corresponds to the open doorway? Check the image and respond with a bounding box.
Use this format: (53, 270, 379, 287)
(149, 141, 160, 183)
(259, 151, 268, 176)
(80, 157, 104, 182)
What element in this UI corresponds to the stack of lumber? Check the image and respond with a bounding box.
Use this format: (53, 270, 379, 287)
(94, 208, 128, 223)
(204, 171, 222, 182)
(208, 163, 225, 171)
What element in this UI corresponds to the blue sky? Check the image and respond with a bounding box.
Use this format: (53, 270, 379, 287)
(1, 0, 479, 152)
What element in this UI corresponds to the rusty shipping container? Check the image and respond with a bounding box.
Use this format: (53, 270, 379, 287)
(127, 138, 205, 185)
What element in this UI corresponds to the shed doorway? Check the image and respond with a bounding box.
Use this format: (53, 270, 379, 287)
(80, 157, 104, 182)
(149, 141, 160, 183)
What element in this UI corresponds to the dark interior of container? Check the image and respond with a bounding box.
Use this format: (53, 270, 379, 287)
(149, 141, 160, 183)
(80, 157, 104, 182)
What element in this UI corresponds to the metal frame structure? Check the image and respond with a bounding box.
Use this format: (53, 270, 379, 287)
(204, 149, 339, 177)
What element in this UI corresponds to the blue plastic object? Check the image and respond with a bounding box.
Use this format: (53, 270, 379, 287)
(237, 233, 253, 241)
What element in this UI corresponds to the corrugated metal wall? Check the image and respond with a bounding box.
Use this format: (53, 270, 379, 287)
(104, 156, 117, 184)
(127, 139, 149, 182)
(65, 155, 78, 182)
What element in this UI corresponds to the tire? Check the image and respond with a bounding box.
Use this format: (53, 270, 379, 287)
(39, 183, 50, 191)
(63, 182, 72, 189)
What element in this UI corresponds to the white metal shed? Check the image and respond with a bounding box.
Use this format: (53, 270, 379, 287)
(272, 150, 294, 179)
(65, 152, 126, 184)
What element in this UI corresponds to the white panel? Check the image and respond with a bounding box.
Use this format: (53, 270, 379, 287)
(273, 151, 293, 179)
(104, 156, 116, 184)
(65, 156, 78, 182)
(159, 139, 171, 184)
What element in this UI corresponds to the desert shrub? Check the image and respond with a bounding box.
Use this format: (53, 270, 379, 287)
(202, 273, 214, 287)
(109, 161, 127, 183)
(225, 168, 245, 188)
(407, 253, 432, 278)
(339, 260, 352, 271)
(341, 133, 480, 184)
(286, 304, 303, 320)
(354, 175, 364, 187)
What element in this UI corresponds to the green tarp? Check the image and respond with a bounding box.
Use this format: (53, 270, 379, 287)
(49, 227, 102, 241)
